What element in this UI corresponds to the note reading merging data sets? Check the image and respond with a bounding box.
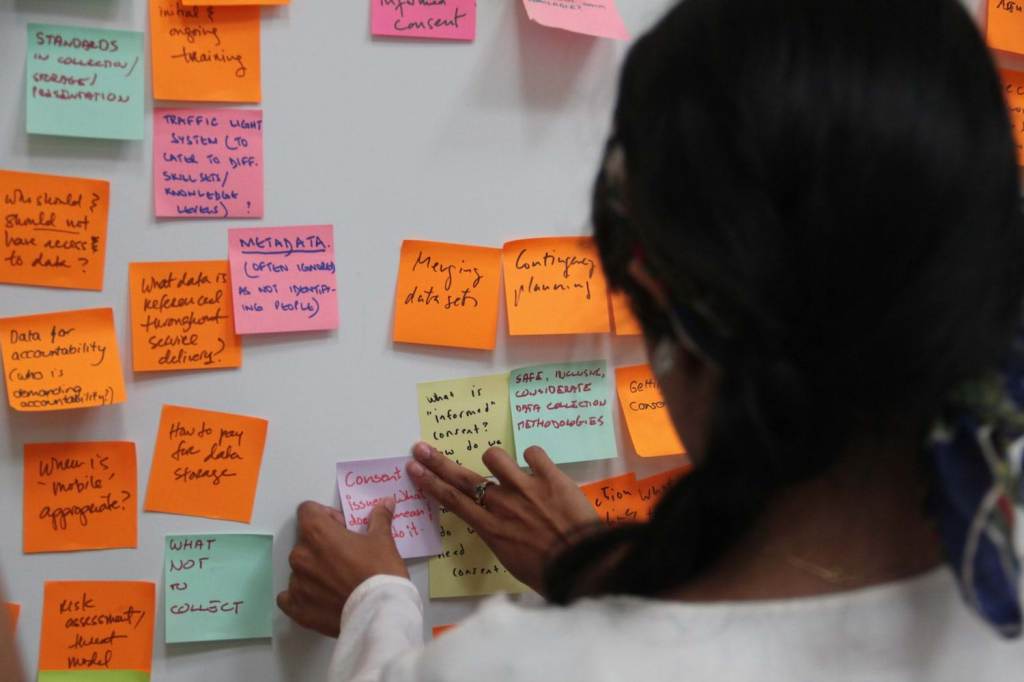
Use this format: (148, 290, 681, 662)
(502, 237, 611, 336)
(371, 0, 476, 41)
(521, 0, 630, 41)
(508, 360, 617, 465)
(164, 534, 273, 644)
(615, 364, 686, 458)
(25, 23, 144, 140)
(128, 261, 242, 372)
(153, 109, 264, 219)
(0, 307, 126, 412)
(228, 225, 340, 334)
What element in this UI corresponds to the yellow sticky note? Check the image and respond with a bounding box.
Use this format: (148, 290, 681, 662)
(580, 472, 640, 526)
(1002, 69, 1024, 166)
(615, 364, 686, 457)
(429, 507, 528, 598)
(988, 0, 1024, 55)
(0, 308, 126, 412)
(610, 291, 642, 335)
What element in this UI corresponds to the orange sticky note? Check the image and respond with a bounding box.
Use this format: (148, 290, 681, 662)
(502, 236, 610, 335)
(0, 170, 109, 291)
(432, 624, 456, 638)
(610, 291, 642, 335)
(23, 442, 137, 554)
(988, 0, 1024, 55)
(39, 581, 155, 673)
(615, 364, 685, 457)
(184, 0, 285, 4)
(393, 240, 502, 350)
(129, 261, 242, 372)
(580, 472, 640, 526)
(144, 404, 268, 523)
(150, 0, 261, 103)
(1002, 69, 1024, 166)
(3, 603, 18, 632)
(635, 466, 691, 521)
(0, 308, 126, 412)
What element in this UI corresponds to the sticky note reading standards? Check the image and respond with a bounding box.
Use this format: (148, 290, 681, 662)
(153, 109, 264, 219)
(581, 472, 639, 526)
(508, 360, 617, 465)
(430, 508, 528, 598)
(128, 261, 242, 372)
(144, 405, 268, 523)
(24, 441, 137, 554)
(503, 237, 610, 335)
(522, 0, 630, 41)
(0, 170, 110, 291)
(228, 225, 339, 334)
(988, 0, 1024, 55)
(164, 534, 273, 643)
(337, 457, 442, 559)
(26, 23, 144, 140)
(393, 240, 502, 350)
(150, 0, 261, 103)
(372, 0, 476, 41)
(0, 308, 126, 412)
(615, 364, 685, 457)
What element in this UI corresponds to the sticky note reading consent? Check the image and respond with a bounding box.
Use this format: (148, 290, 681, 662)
(26, 23, 144, 140)
(154, 109, 264, 219)
(228, 225, 339, 334)
(164, 534, 273, 643)
(129, 261, 242, 372)
(508, 360, 617, 465)
(988, 0, 1024, 55)
(581, 472, 639, 526)
(503, 237, 610, 335)
(522, 0, 630, 41)
(615, 364, 685, 457)
(372, 0, 476, 41)
(0, 170, 110, 291)
(393, 240, 502, 350)
(0, 308, 126, 412)
(337, 457, 442, 559)
(150, 0, 261, 103)
(38, 581, 155, 675)
(24, 441, 137, 554)
(145, 405, 268, 523)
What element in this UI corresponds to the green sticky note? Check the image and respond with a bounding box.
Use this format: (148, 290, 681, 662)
(26, 23, 145, 140)
(38, 672, 149, 682)
(163, 534, 273, 644)
(509, 360, 618, 465)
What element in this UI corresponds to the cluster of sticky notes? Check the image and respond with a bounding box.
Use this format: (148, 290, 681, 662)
(23, 441, 137, 554)
(614, 364, 685, 457)
(521, 0, 630, 41)
(144, 404, 269, 523)
(128, 261, 242, 372)
(164, 534, 273, 643)
(336, 457, 442, 559)
(26, 23, 145, 140)
(0, 307, 126, 412)
(153, 109, 264, 219)
(38, 581, 155, 679)
(1002, 70, 1024, 166)
(0, 170, 110, 291)
(228, 225, 340, 334)
(372, 0, 476, 41)
(582, 465, 690, 525)
(987, 0, 1024, 55)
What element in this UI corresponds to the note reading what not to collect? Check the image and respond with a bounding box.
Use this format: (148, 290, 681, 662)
(521, 0, 630, 41)
(0, 307, 126, 412)
(615, 364, 685, 457)
(371, 0, 476, 41)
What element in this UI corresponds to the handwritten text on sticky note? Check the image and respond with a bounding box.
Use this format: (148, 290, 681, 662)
(988, 0, 1024, 55)
(430, 507, 527, 598)
(615, 364, 685, 457)
(635, 466, 690, 521)
(522, 0, 629, 40)
(372, 0, 476, 41)
(1002, 70, 1024, 166)
(581, 472, 639, 526)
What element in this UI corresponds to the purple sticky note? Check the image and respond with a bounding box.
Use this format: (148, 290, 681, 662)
(336, 457, 442, 559)
(371, 0, 476, 41)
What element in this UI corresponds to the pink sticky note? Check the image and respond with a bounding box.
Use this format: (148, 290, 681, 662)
(522, 0, 629, 40)
(336, 457, 443, 559)
(153, 109, 264, 219)
(227, 225, 339, 334)
(371, 0, 476, 41)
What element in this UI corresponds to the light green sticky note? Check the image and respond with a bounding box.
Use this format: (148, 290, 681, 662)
(509, 360, 618, 465)
(26, 23, 144, 140)
(38, 672, 149, 682)
(417, 373, 515, 476)
(163, 534, 273, 644)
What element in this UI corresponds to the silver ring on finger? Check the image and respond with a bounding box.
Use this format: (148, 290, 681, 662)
(473, 480, 495, 508)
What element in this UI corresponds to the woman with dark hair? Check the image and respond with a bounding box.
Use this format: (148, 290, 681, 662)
(278, 0, 1024, 678)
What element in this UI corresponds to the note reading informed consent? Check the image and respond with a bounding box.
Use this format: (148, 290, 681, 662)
(502, 237, 610, 335)
(26, 23, 144, 140)
(337, 457, 442, 559)
(372, 0, 476, 41)
(0, 307, 126, 412)
(1002, 70, 1024, 166)
(508, 360, 617, 465)
(393, 240, 502, 350)
(24, 441, 137, 554)
(615, 364, 685, 457)
(988, 0, 1024, 55)
(635, 466, 690, 521)
(4, 604, 19, 632)
(521, 0, 629, 41)
(164, 534, 273, 643)
(150, 0, 261, 103)
(153, 109, 264, 218)
(128, 261, 242, 372)
(38, 581, 154, 679)
(144, 405, 268, 523)
(581, 472, 640, 526)
(0, 170, 110, 291)
(228, 225, 339, 333)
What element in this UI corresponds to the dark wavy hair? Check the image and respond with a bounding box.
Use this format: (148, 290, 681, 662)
(545, 0, 1024, 602)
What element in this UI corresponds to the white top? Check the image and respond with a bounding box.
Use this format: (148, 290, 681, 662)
(329, 569, 1024, 682)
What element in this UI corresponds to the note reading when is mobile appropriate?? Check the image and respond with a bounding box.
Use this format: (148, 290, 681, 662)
(0, 307, 126, 412)
(164, 534, 273, 643)
(521, 0, 630, 41)
(615, 364, 686, 458)
(371, 0, 476, 41)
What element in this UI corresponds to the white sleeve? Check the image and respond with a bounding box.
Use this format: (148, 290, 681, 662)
(327, 574, 424, 682)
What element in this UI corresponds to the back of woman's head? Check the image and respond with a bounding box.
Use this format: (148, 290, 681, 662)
(546, 0, 1024, 601)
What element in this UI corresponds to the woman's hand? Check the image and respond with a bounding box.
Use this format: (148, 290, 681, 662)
(407, 442, 599, 594)
(277, 499, 409, 637)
